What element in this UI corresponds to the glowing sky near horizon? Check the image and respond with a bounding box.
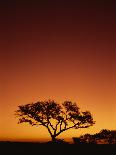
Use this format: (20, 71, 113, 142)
(0, 1, 116, 142)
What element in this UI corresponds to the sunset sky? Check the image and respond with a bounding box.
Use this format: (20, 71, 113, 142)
(0, 1, 116, 142)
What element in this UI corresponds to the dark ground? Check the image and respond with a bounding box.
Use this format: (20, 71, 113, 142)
(0, 141, 116, 155)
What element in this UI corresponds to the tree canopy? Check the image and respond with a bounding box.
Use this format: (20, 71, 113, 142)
(15, 100, 95, 142)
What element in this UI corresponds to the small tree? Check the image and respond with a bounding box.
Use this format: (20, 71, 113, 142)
(96, 129, 116, 144)
(79, 134, 96, 144)
(15, 100, 95, 142)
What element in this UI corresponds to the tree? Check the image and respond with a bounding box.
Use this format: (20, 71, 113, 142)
(79, 134, 96, 144)
(95, 129, 116, 144)
(15, 100, 95, 142)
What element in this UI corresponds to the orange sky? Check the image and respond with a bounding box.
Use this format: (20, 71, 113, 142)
(0, 1, 116, 142)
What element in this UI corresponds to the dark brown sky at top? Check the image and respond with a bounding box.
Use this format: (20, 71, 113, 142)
(1, 2, 116, 50)
(1, 1, 116, 90)
(0, 1, 116, 141)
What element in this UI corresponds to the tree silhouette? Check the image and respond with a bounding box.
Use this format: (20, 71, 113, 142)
(95, 129, 116, 144)
(15, 100, 95, 142)
(79, 134, 96, 144)
(73, 129, 116, 144)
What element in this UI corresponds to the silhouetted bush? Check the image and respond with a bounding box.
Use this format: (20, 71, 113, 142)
(73, 129, 116, 144)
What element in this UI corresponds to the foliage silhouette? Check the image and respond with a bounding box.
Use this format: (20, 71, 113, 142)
(94, 129, 116, 144)
(73, 129, 116, 144)
(15, 100, 95, 142)
(78, 134, 96, 144)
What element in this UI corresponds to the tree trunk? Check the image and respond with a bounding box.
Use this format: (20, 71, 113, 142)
(51, 136, 57, 143)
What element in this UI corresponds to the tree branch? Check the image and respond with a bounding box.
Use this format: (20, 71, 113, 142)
(54, 120, 60, 135)
(46, 125, 53, 138)
(56, 122, 93, 137)
(46, 117, 56, 131)
(60, 120, 63, 132)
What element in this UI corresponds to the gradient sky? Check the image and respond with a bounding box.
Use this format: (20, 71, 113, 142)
(0, 1, 116, 142)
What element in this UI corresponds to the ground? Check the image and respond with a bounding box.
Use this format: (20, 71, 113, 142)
(0, 141, 116, 155)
